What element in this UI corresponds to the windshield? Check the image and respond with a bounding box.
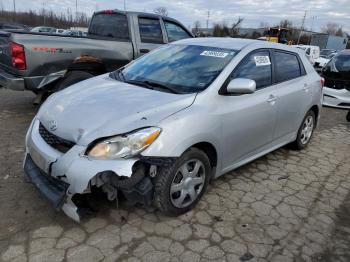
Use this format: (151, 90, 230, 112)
(320, 49, 335, 58)
(120, 44, 238, 94)
(322, 52, 350, 79)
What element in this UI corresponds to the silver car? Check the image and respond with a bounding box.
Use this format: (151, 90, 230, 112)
(24, 38, 323, 221)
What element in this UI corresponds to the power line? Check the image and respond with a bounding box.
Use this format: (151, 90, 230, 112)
(297, 10, 307, 44)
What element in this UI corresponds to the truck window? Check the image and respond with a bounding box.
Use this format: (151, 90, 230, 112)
(89, 13, 129, 40)
(138, 18, 163, 44)
(164, 21, 191, 42)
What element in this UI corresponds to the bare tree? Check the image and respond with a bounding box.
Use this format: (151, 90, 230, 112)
(153, 7, 168, 17)
(230, 17, 244, 37)
(193, 20, 201, 36)
(279, 19, 293, 28)
(259, 21, 269, 28)
(322, 23, 344, 36)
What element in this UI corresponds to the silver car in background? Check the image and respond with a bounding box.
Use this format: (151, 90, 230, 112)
(24, 38, 323, 221)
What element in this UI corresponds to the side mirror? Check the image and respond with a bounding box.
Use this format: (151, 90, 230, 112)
(226, 78, 256, 94)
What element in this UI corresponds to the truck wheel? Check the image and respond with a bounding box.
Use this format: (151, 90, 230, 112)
(54, 70, 94, 92)
(153, 148, 211, 216)
(290, 110, 315, 150)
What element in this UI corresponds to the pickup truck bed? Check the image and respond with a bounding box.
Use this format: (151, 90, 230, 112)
(0, 10, 193, 96)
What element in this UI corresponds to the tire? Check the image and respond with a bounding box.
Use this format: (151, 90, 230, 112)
(346, 111, 350, 122)
(153, 148, 211, 216)
(290, 110, 316, 150)
(54, 70, 94, 92)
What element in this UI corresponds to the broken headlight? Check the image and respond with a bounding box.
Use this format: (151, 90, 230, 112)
(87, 127, 161, 159)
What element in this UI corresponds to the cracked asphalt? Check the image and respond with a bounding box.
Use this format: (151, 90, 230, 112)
(0, 89, 349, 262)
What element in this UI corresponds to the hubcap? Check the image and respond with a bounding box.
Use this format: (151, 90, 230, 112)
(300, 115, 314, 145)
(170, 159, 206, 208)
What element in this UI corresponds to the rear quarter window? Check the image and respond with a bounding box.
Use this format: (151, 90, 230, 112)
(274, 51, 303, 83)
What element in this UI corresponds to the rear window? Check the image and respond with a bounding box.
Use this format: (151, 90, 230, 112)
(275, 51, 302, 82)
(89, 13, 129, 40)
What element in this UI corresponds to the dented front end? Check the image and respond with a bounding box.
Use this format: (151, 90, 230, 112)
(24, 118, 164, 222)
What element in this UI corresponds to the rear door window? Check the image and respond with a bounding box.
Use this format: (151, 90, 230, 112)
(138, 18, 163, 44)
(164, 21, 191, 42)
(274, 51, 302, 83)
(231, 50, 272, 89)
(89, 13, 130, 40)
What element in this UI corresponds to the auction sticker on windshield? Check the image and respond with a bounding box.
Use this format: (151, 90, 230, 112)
(200, 51, 229, 58)
(254, 56, 271, 66)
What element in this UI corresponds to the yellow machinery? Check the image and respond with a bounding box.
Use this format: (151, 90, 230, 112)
(266, 27, 292, 45)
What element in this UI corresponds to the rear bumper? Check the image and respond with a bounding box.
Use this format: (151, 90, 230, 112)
(0, 69, 25, 91)
(0, 69, 66, 91)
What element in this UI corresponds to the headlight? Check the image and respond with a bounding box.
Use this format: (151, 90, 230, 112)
(87, 127, 161, 159)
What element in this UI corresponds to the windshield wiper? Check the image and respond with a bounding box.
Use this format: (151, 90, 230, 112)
(126, 80, 180, 94)
(110, 68, 125, 82)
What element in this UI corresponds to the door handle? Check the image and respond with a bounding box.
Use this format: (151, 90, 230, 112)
(267, 95, 277, 103)
(140, 49, 150, 54)
(303, 83, 309, 91)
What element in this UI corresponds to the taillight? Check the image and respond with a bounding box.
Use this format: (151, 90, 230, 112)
(10, 42, 26, 70)
(320, 77, 325, 88)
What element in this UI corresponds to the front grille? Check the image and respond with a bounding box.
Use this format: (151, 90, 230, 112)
(39, 123, 75, 153)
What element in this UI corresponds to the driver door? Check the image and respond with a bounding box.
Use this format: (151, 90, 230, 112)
(220, 50, 278, 171)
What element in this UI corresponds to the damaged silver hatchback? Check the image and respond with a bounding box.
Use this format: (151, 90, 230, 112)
(24, 38, 322, 221)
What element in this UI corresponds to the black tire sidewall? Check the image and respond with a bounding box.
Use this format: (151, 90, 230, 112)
(55, 71, 94, 92)
(154, 148, 211, 216)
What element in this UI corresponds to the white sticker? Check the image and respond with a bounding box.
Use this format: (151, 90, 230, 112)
(200, 51, 229, 58)
(254, 56, 271, 66)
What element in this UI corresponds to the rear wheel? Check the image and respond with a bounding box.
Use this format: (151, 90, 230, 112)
(153, 148, 211, 216)
(290, 110, 315, 150)
(54, 70, 94, 92)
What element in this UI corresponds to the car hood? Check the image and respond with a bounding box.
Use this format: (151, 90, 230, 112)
(37, 74, 196, 145)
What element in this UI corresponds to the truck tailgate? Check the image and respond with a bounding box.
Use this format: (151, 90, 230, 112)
(0, 30, 16, 75)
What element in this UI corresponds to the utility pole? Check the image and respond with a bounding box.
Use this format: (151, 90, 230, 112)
(13, 0, 16, 21)
(297, 10, 307, 45)
(310, 16, 316, 32)
(75, 0, 78, 22)
(206, 10, 210, 29)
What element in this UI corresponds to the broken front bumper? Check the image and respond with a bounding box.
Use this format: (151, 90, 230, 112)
(24, 119, 150, 222)
(323, 87, 350, 109)
(24, 154, 69, 209)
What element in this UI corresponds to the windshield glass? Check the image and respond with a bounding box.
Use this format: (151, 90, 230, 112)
(320, 49, 335, 58)
(121, 44, 238, 94)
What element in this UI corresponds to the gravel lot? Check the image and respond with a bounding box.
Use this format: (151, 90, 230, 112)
(0, 89, 349, 262)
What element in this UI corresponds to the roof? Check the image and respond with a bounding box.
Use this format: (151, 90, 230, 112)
(174, 37, 259, 50)
(173, 37, 296, 51)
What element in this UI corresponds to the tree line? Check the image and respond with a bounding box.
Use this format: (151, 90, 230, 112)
(0, 9, 89, 28)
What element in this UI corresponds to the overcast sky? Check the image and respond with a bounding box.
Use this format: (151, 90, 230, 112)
(2, 0, 350, 32)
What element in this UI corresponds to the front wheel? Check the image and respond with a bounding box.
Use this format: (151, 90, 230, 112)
(290, 110, 316, 150)
(153, 148, 211, 216)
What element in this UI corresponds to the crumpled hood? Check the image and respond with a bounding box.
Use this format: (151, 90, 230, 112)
(37, 74, 196, 145)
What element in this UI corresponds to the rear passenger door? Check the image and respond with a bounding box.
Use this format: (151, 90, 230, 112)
(136, 17, 165, 57)
(272, 50, 312, 141)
